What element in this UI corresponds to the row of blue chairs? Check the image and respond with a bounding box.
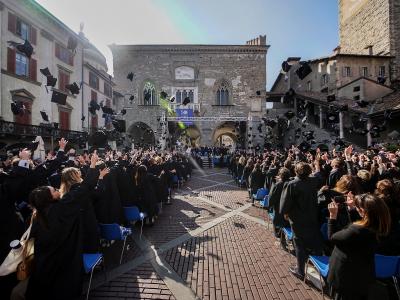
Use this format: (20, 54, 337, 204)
(306, 254, 400, 299)
(83, 205, 147, 299)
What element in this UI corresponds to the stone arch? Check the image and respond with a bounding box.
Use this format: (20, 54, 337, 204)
(128, 122, 155, 148)
(212, 122, 238, 146)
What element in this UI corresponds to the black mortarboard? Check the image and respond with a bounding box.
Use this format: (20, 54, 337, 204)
(67, 37, 78, 52)
(356, 100, 369, 108)
(51, 90, 67, 105)
(101, 105, 114, 115)
(112, 119, 126, 133)
(40, 111, 49, 122)
(327, 94, 336, 102)
(160, 91, 168, 99)
(377, 76, 386, 85)
(282, 61, 291, 73)
(16, 40, 34, 58)
(81, 115, 86, 121)
(46, 75, 57, 87)
(120, 109, 127, 115)
(11, 102, 24, 115)
(170, 96, 175, 103)
(182, 97, 190, 106)
(299, 141, 311, 152)
(40, 67, 51, 77)
(65, 82, 80, 95)
(127, 72, 134, 81)
(284, 111, 295, 119)
(327, 112, 339, 123)
(256, 91, 261, 96)
(295, 62, 312, 80)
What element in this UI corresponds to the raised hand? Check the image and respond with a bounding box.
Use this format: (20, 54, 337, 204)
(59, 138, 68, 151)
(19, 148, 31, 160)
(99, 167, 110, 179)
(90, 151, 99, 168)
(328, 201, 339, 220)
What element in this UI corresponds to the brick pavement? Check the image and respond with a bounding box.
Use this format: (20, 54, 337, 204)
(90, 169, 328, 300)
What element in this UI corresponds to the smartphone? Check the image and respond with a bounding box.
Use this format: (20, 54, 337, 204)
(334, 195, 346, 204)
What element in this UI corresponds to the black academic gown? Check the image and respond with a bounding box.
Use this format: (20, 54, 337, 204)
(26, 168, 99, 300)
(269, 181, 289, 228)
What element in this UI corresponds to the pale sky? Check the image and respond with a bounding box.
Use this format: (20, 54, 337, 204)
(36, 0, 339, 90)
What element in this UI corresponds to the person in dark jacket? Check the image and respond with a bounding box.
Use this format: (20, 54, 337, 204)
(249, 163, 265, 198)
(268, 167, 291, 238)
(25, 152, 101, 300)
(327, 194, 391, 300)
(280, 162, 324, 279)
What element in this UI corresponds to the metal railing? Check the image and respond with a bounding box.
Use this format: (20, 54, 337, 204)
(0, 120, 88, 140)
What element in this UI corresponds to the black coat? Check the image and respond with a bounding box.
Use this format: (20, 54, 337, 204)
(26, 168, 99, 300)
(328, 220, 377, 296)
(249, 170, 265, 193)
(269, 181, 290, 228)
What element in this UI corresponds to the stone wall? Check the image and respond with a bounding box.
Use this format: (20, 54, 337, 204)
(111, 44, 268, 146)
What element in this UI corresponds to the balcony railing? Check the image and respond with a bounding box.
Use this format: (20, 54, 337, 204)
(169, 103, 201, 113)
(0, 120, 88, 140)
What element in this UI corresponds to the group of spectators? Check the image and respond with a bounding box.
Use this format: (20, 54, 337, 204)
(0, 139, 192, 300)
(229, 144, 400, 299)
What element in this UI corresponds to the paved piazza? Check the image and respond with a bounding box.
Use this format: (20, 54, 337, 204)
(89, 168, 325, 300)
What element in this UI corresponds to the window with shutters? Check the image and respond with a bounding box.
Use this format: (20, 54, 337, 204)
(89, 72, 99, 90)
(59, 110, 70, 130)
(55, 43, 73, 66)
(362, 67, 368, 77)
(344, 66, 351, 77)
(16, 53, 29, 77)
(58, 69, 70, 92)
(379, 66, 386, 77)
(104, 82, 112, 97)
(8, 13, 37, 45)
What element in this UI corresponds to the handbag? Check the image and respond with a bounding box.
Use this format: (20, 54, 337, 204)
(0, 216, 35, 277)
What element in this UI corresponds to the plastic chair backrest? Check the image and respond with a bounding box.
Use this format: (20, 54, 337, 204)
(261, 195, 269, 206)
(320, 223, 328, 241)
(99, 223, 123, 240)
(256, 188, 268, 199)
(375, 254, 400, 278)
(124, 206, 141, 221)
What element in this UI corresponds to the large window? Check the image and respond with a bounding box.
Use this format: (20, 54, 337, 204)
(8, 13, 37, 45)
(58, 69, 70, 93)
(175, 89, 194, 104)
(362, 67, 368, 77)
(16, 19, 29, 41)
(321, 74, 329, 86)
(215, 81, 230, 105)
(343, 66, 351, 77)
(104, 82, 112, 97)
(89, 72, 99, 90)
(379, 66, 386, 77)
(15, 53, 29, 77)
(143, 81, 157, 105)
(55, 43, 73, 66)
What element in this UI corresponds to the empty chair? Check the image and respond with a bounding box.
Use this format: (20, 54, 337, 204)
(83, 253, 103, 300)
(375, 254, 400, 299)
(304, 255, 330, 299)
(123, 206, 148, 239)
(252, 188, 268, 202)
(99, 223, 132, 264)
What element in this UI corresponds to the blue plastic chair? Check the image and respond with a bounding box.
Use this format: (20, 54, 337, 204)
(252, 188, 268, 202)
(282, 227, 293, 241)
(375, 254, 400, 299)
(123, 206, 148, 239)
(99, 223, 132, 264)
(304, 255, 330, 299)
(83, 253, 103, 300)
(172, 175, 180, 188)
(259, 195, 269, 208)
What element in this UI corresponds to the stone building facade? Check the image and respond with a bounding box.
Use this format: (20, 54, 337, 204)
(110, 36, 268, 148)
(339, 0, 400, 84)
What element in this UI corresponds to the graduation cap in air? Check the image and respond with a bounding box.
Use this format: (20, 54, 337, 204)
(327, 94, 336, 102)
(281, 61, 291, 73)
(169, 96, 175, 103)
(51, 90, 67, 105)
(144, 91, 151, 101)
(11, 101, 24, 115)
(89, 100, 100, 115)
(295, 62, 312, 80)
(40, 67, 51, 77)
(67, 36, 78, 52)
(284, 110, 295, 119)
(65, 82, 80, 95)
(356, 100, 369, 108)
(182, 97, 190, 106)
(81, 115, 86, 122)
(327, 112, 339, 123)
(377, 76, 386, 85)
(299, 141, 311, 152)
(120, 109, 127, 115)
(14, 40, 34, 58)
(127, 72, 134, 81)
(256, 91, 261, 96)
(40, 111, 49, 122)
(160, 91, 168, 99)
(46, 76, 57, 88)
(128, 95, 134, 102)
(112, 119, 126, 133)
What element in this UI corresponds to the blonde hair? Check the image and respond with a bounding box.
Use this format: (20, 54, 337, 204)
(357, 169, 371, 182)
(59, 167, 82, 196)
(238, 156, 246, 165)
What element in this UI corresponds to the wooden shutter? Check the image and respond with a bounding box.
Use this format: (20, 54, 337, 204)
(29, 58, 37, 81)
(7, 48, 16, 73)
(69, 52, 74, 66)
(30, 26, 37, 45)
(59, 111, 70, 130)
(8, 12, 16, 34)
(15, 101, 31, 125)
(91, 90, 97, 101)
(91, 114, 98, 129)
(55, 43, 60, 59)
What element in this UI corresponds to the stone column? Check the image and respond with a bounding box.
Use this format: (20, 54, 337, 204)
(367, 118, 372, 147)
(319, 106, 323, 129)
(339, 111, 344, 139)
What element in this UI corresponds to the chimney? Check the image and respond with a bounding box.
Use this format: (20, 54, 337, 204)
(365, 45, 373, 55)
(246, 35, 267, 46)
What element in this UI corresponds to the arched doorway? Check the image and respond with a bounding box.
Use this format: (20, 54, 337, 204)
(212, 122, 239, 148)
(128, 122, 155, 148)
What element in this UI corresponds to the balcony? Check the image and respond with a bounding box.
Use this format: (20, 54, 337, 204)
(0, 120, 88, 140)
(169, 103, 201, 113)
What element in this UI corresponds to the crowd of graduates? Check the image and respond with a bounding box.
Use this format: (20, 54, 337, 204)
(0, 139, 192, 300)
(228, 144, 400, 299)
